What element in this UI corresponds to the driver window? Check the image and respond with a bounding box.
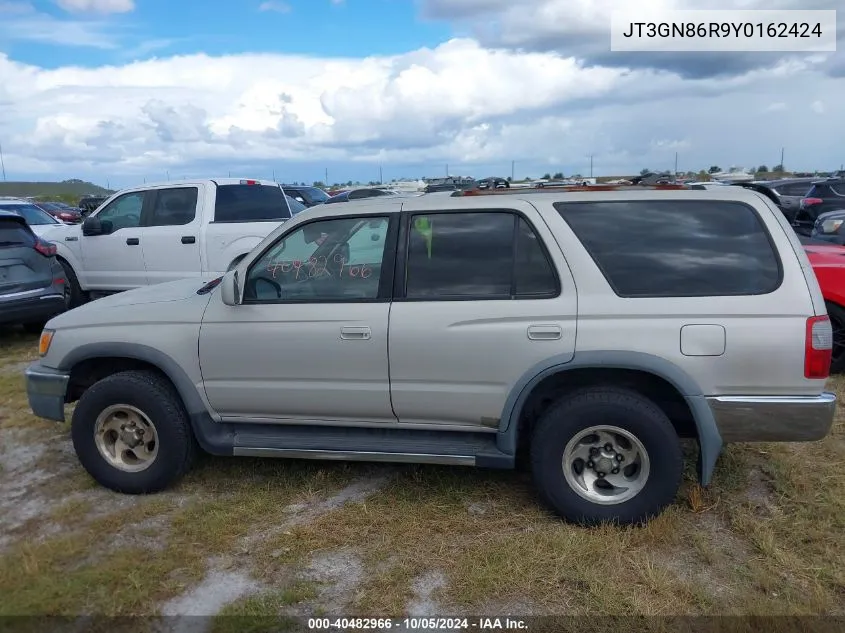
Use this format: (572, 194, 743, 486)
(244, 216, 390, 303)
(96, 192, 144, 234)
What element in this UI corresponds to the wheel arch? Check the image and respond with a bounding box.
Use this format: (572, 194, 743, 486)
(497, 351, 723, 485)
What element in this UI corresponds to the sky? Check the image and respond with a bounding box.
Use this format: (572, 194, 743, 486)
(0, 0, 842, 189)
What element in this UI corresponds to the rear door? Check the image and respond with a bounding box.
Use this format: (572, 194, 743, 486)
(140, 185, 203, 285)
(387, 199, 577, 429)
(0, 218, 52, 301)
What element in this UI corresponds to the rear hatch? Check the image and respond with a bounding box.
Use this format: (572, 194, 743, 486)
(0, 217, 54, 297)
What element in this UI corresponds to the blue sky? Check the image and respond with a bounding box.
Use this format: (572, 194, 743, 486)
(4, 0, 456, 69)
(0, 0, 842, 188)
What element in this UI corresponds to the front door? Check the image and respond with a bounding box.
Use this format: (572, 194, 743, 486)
(198, 211, 399, 424)
(80, 190, 148, 289)
(140, 185, 203, 286)
(387, 202, 578, 428)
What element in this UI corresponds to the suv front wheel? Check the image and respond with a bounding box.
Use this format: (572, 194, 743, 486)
(530, 387, 683, 526)
(71, 370, 197, 494)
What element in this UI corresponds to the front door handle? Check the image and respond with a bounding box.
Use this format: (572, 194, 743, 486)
(340, 326, 371, 340)
(181, 236, 196, 244)
(527, 325, 562, 340)
(126, 238, 139, 246)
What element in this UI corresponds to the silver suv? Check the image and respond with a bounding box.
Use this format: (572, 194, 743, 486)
(25, 186, 837, 525)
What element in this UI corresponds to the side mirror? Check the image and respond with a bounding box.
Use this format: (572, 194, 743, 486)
(81, 216, 103, 236)
(220, 270, 241, 306)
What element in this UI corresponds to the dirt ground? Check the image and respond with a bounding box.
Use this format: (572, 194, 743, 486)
(1, 327, 843, 628)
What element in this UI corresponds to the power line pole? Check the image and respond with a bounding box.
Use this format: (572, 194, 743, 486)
(0, 141, 6, 181)
(445, 164, 449, 177)
(780, 147, 785, 171)
(272, 168, 276, 182)
(674, 152, 678, 179)
(511, 160, 515, 180)
(379, 165, 383, 184)
(166, 171, 170, 181)
(325, 167, 329, 185)
(589, 155, 594, 178)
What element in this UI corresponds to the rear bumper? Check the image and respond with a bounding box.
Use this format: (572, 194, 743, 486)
(0, 293, 65, 325)
(707, 393, 836, 442)
(25, 362, 70, 423)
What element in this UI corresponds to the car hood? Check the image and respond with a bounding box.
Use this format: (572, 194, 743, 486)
(46, 278, 215, 330)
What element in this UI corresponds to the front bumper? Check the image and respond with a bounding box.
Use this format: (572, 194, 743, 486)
(707, 392, 836, 442)
(25, 362, 70, 423)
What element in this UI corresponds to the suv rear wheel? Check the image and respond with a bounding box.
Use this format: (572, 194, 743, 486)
(71, 370, 196, 493)
(530, 387, 683, 525)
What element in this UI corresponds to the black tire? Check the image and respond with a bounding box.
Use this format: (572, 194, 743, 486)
(530, 387, 683, 526)
(59, 259, 85, 309)
(826, 301, 845, 373)
(71, 370, 196, 494)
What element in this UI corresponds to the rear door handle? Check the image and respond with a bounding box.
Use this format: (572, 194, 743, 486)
(181, 236, 196, 244)
(126, 238, 139, 246)
(527, 325, 562, 340)
(340, 326, 371, 340)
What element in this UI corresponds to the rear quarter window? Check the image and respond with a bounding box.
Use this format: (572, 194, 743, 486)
(214, 184, 291, 223)
(554, 200, 782, 297)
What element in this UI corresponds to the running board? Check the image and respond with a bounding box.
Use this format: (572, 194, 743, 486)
(230, 424, 513, 469)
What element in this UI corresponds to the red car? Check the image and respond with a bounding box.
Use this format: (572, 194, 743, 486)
(804, 240, 845, 372)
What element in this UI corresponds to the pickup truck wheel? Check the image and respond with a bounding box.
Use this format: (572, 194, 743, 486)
(71, 370, 196, 494)
(59, 260, 84, 309)
(530, 387, 683, 526)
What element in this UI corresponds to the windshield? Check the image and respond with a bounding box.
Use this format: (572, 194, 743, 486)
(302, 187, 330, 203)
(0, 204, 60, 225)
(286, 195, 307, 215)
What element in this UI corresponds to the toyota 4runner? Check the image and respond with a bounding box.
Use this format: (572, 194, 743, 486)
(25, 185, 837, 525)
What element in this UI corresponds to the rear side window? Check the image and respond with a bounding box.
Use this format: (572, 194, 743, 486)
(149, 187, 198, 226)
(554, 200, 781, 297)
(404, 211, 558, 299)
(778, 182, 813, 197)
(214, 184, 291, 223)
(829, 184, 845, 196)
(0, 219, 36, 247)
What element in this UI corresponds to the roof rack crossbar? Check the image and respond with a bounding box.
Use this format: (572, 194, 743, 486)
(454, 184, 690, 196)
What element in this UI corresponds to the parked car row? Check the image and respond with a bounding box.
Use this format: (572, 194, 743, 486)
(23, 183, 837, 527)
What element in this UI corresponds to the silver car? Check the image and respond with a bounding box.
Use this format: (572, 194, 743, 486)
(25, 186, 836, 525)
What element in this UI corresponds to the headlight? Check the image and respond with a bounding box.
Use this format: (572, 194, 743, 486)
(820, 219, 844, 234)
(38, 329, 55, 356)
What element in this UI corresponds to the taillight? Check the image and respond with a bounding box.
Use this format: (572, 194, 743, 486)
(805, 315, 833, 379)
(34, 240, 57, 257)
(801, 197, 824, 209)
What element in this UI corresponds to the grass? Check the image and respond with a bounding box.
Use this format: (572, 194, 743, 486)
(0, 180, 112, 200)
(0, 325, 843, 618)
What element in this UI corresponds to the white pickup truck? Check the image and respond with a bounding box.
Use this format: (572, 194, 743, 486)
(40, 178, 294, 306)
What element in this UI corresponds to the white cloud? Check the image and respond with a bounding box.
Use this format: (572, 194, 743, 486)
(764, 102, 787, 112)
(55, 0, 134, 13)
(258, 1, 291, 13)
(811, 100, 825, 113)
(0, 36, 842, 184)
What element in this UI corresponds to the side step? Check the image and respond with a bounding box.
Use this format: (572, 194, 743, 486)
(232, 424, 514, 469)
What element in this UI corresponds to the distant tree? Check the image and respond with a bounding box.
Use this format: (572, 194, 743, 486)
(346, 180, 354, 186)
(312, 181, 325, 188)
(368, 181, 378, 186)
(708, 165, 721, 174)
(640, 168, 650, 175)
(748, 166, 757, 174)
(542, 173, 551, 180)
(757, 165, 769, 173)
(572, 173, 582, 178)
(506, 176, 512, 182)
(524, 176, 533, 181)
(553, 172, 564, 179)
(773, 164, 784, 172)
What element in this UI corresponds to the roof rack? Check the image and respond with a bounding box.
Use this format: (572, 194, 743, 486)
(453, 183, 691, 196)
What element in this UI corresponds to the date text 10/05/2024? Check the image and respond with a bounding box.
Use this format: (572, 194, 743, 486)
(307, 617, 529, 630)
(267, 254, 373, 281)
